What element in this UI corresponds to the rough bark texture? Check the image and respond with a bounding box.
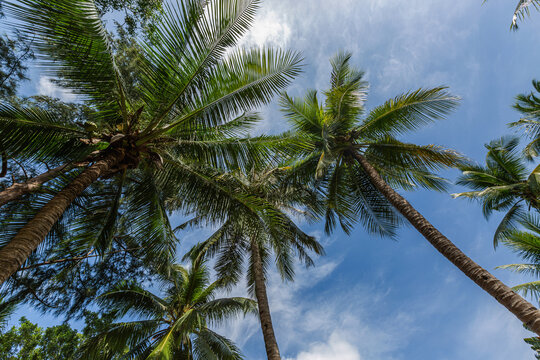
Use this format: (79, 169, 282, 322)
(251, 241, 281, 360)
(354, 153, 540, 335)
(0, 163, 77, 207)
(0, 150, 123, 285)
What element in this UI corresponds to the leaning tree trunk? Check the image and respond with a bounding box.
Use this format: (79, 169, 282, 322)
(0, 150, 123, 285)
(354, 152, 540, 335)
(0, 162, 81, 207)
(250, 240, 281, 360)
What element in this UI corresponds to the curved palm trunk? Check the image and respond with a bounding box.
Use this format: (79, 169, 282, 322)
(250, 240, 281, 360)
(0, 162, 81, 207)
(0, 150, 123, 285)
(354, 153, 540, 335)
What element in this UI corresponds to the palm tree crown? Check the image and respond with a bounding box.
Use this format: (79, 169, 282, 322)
(281, 51, 463, 236)
(79, 260, 257, 359)
(0, 0, 302, 284)
(453, 136, 540, 247)
(182, 165, 324, 360)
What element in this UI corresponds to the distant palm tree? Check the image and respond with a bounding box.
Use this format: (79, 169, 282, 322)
(183, 166, 324, 360)
(281, 51, 540, 335)
(0, 0, 301, 284)
(453, 136, 540, 247)
(79, 260, 256, 359)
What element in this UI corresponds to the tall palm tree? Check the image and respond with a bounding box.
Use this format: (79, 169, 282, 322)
(78, 260, 256, 359)
(280, 51, 540, 335)
(182, 165, 324, 360)
(0, 0, 302, 284)
(453, 136, 540, 247)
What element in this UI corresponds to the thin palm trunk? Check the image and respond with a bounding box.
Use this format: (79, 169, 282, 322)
(250, 240, 281, 360)
(0, 150, 124, 285)
(354, 152, 540, 335)
(0, 162, 82, 207)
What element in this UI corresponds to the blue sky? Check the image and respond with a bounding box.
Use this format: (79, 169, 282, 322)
(7, 0, 540, 359)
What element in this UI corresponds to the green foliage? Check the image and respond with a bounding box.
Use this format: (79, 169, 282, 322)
(0, 310, 119, 360)
(280, 51, 463, 236)
(525, 335, 540, 359)
(79, 260, 255, 359)
(0, 32, 34, 98)
(0, 0, 160, 98)
(496, 215, 540, 358)
(0, 317, 81, 360)
(182, 165, 324, 292)
(453, 136, 540, 247)
(0, 296, 16, 332)
(0, 0, 301, 307)
(94, 0, 163, 35)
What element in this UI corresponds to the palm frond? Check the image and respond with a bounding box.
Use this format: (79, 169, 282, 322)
(140, 0, 260, 125)
(193, 328, 245, 360)
(99, 281, 168, 319)
(4, 0, 128, 118)
(0, 103, 92, 162)
(149, 47, 303, 138)
(359, 87, 459, 140)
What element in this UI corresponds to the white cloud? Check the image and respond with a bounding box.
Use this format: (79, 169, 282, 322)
(240, 10, 291, 48)
(457, 302, 532, 360)
(285, 332, 362, 360)
(37, 76, 76, 102)
(218, 256, 414, 360)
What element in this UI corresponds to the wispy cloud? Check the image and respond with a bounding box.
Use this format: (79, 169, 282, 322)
(37, 76, 76, 102)
(219, 255, 415, 360)
(284, 332, 362, 360)
(239, 10, 291, 48)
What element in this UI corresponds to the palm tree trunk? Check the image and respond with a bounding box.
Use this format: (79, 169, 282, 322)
(250, 240, 281, 360)
(0, 162, 82, 207)
(354, 152, 540, 335)
(0, 150, 123, 285)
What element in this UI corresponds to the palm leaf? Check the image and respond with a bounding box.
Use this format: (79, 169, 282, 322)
(4, 0, 128, 118)
(359, 87, 459, 140)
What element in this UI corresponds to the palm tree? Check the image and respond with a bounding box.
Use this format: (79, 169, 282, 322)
(453, 136, 540, 247)
(511, 79, 540, 158)
(78, 260, 256, 359)
(280, 51, 540, 335)
(182, 165, 324, 360)
(0, 0, 302, 284)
